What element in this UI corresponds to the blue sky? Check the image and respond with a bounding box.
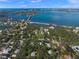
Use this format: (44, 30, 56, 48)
(0, 0, 79, 8)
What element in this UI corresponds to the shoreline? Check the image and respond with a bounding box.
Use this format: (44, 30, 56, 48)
(30, 21, 76, 28)
(30, 22, 50, 25)
(30, 21, 79, 29)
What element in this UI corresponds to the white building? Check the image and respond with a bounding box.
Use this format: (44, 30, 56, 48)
(0, 30, 2, 33)
(49, 26, 55, 29)
(31, 51, 36, 57)
(48, 50, 52, 55)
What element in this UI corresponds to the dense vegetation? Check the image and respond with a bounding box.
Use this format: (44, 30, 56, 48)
(0, 23, 79, 59)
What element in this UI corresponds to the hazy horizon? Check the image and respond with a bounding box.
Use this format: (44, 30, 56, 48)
(0, 0, 79, 8)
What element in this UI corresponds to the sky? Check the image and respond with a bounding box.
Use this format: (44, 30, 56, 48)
(0, 0, 79, 8)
